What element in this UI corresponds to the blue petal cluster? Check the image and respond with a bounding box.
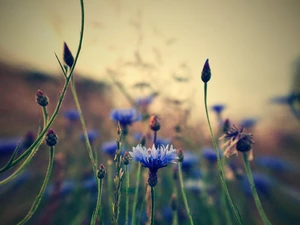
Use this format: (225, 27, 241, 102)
(110, 108, 141, 126)
(80, 130, 99, 143)
(101, 140, 118, 156)
(211, 104, 226, 114)
(130, 144, 178, 172)
(64, 109, 80, 121)
(135, 94, 155, 107)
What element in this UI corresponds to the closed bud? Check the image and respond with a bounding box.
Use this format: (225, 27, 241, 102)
(97, 164, 106, 179)
(63, 42, 74, 68)
(149, 115, 160, 131)
(223, 119, 231, 134)
(45, 129, 58, 147)
(177, 148, 184, 163)
(201, 59, 211, 83)
(36, 89, 49, 107)
(123, 151, 130, 165)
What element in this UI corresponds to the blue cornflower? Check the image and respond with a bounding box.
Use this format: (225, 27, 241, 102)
(240, 118, 257, 129)
(130, 144, 178, 172)
(241, 173, 273, 196)
(45, 180, 75, 198)
(0, 137, 22, 156)
(110, 108, 141, 127)
(211, 104, 226, 114)
(101, 140, 118, 157)
(181, 151, 200, 172)
(255, 156, 291, 172)
(202, 147, 220, 163)
(64, 109, 80, 121)
(80, 130, 99, 143)
(135, 94, 155, 107)
(270, 94, 294, 105)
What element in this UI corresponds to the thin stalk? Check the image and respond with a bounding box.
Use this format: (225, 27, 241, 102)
(42, 106, 49, 129)
(204, 83, 243, 225)
(150, 187, 155, 225)
(178, 163, 194, 225)
(125, 165, 130, 225)
(153, 131, 157, 145)
(70, 78, 96, 172)
(131, 163, 142, 225)
(221, 188, 233, 225)
(0, 0, 85, 176)
(91, 179, 103, 225)
(242, 153, 272, 225)
(18, 146, 55, 225)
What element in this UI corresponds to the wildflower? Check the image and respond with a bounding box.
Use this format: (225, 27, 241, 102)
(130, 144, 178, 187)
(155, 137, 171, 148)
(64, 109, 80, 121)
(135, 94, 155, 107)
(240, 118, 258, 129)
(45, 129, 58, 147)
(45, 180, 75, 197)
(241, 173, 273, 196)
(63, 42, 74, 68)
(219, 125, 254, 160)
(21, 131, 35, 149)
(110, 108, 141, 127)
(255, 156, 291, 172)
(101, 140, 118, 157)
(0, 137, 21, 156)
(211, 104, 226, 114)
(36, 89, 49, 107)
(181, 151, 200, 172)
(201, 59, 211, 83)
(201, 147, 220, 163)
(80, 130, 98, 144)
(97, 164, 106, 179)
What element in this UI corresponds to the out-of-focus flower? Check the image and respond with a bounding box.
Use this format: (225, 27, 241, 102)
(101, 140, 118, 157)
(255, 156, 291, 172)
(45, 180, 76, 198)
(130, 144, 178, 187)
(0, 137, 21, 156)
(64, 109, 80, 121)
(21, 131, 35, 149)
(181, 151, 200, 172)
(220, 125, 254, 160)
(0, 171, 31, 194)
(241, 173, 273, 196)
(201, 147, 221, 163)
(184, 179, 204, 193)
(155, 137, 171, 148)
(211, 104, 226, 114)
(135, 94, 155, 107)
(240, 118, 258, 129)
(80, 130, 99, 144)
(110, 108, 141, 127)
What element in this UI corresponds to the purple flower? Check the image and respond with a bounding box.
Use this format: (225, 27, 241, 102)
(45, 180, 75, 198)
(181, 151, 200, 172)
(110, 108, 141, 127)
(211, 104, 226, 114)
(64, 109, 80, 121)
(135, 94, 155, 107)
(242, 173, 273, 196)
(255, 156, 291, 172)
(155, 137, 171, 148)
(201, 147, 221, 163)
(130, 144, 178, 173)
(80, 130, 99, 143)
(0, 137, 22, 156)
(240, 118, 258, 129)
(101, 141, 118, 156)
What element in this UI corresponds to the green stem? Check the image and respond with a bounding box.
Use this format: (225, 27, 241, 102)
(0, 0, 85, 176)
(150, 187, 155, 225)
(221, 188, 233, 225)
(17, 146, 55, 225)
(204, 83, 243, 225)
(91, 179, 103, 225)
(178, 163, 194, 225)
(42, 106, 49, 129)
(70, 78, 96, 172)
(242, 153, 272, 225)
(131, 163, 142, 225)
(125, 165, 130, 225)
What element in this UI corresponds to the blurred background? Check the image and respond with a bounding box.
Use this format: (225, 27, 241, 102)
(0, 0, 299, 224)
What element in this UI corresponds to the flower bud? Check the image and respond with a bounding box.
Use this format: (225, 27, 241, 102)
(63, 42, 74, 68)
(201, 59, 211, 83)
(97, 164, 106, 179)
(177, 148, 184, 163)
(223, 119, 231, 134)
(45, 129, 58, 147)
(123, 151, 130, 165)
(149, 115, 160, 131)
(36, 90, 49, 107)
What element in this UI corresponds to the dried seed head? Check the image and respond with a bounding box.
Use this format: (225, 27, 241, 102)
(63, 42, 74, 68)
(97, 164, 106, 179)
(45, 129, 58, 147)
(36, 89, 49, 107)
(201, 59, 211, 83)
(236, 136, 252, 152)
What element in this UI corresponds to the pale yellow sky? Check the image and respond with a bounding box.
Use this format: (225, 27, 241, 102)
(0, 0, 299, 123)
